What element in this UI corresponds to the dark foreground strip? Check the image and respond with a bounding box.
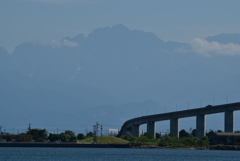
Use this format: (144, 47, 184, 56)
(208, 145, 240, 150)
(0, 143, 131, 148)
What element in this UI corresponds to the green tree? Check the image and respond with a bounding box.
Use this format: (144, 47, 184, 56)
(136, 135, 148, 143)
(64, 130, 75, 137)
(144, 132, 154, 140)
(182, 137, 199, 146)
(69, 135, 77, 142)
(59, 133, 70, 142)
(63, 130, 77, 142)
(179, 129, 191, 137)
(27, 128, 48, 141)
(86, 132, 93, 138)
(120, 132, 135, 143)
(191, 129, 196, 137)
(200, 136, 209, 146)
(206, 129, 215, 138)
(48, 133, 60, 142)
(77, 133, 85, 140)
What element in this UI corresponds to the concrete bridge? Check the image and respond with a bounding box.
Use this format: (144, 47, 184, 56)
(118, 102, 240, 138)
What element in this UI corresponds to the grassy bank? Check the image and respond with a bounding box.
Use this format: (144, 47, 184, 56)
(78, 136, 129, 144)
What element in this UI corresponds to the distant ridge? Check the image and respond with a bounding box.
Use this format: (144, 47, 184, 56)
(206, 33, 240, 44)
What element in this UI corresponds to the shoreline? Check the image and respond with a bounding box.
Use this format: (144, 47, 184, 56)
(1, 143, 240, 150)
(0, 142, 131, 148)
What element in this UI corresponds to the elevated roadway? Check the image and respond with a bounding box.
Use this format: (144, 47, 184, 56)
(118, 102, 240, 138)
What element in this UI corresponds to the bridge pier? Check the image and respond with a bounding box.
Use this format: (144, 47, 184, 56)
(170, 118, 179, 137)
(147, 121, 156, 138)
(225, 111, 234, 132)
(196, 114, 205, 139)
(132, 124, 140, 137)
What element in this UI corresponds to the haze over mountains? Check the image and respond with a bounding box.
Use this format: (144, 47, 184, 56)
(1, 24, 240, 134)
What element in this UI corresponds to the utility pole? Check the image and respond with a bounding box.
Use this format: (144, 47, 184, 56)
(86, 128, 88, 135)
(93, 125, 97, 143)
(0, 126, 1, 135)
(93, 122, 100, 143)
(28, 123, 31, 131)
(101, 125, 103, 143)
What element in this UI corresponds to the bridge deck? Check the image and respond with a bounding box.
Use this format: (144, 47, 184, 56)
(118, 102, 240, 136)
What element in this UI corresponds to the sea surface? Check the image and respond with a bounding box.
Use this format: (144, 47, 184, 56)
(0, 147, 240, 161)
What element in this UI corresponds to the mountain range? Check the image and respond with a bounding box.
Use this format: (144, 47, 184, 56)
(0, 24, 239, 134)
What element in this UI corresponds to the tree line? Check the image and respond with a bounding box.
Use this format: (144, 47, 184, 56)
(120, 129, 230, 147)
(20, 127, 93, 142)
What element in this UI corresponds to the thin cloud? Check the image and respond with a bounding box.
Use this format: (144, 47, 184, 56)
(14, 0, 108, 4)
(62, 39, 78, 47)
(191, 38, 240, 57)
(51, 39, 78, 48)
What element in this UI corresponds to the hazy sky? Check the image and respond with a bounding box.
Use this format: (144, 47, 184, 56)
(0, 0, 239, 53)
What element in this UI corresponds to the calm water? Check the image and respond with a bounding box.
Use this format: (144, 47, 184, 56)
(0, 147, 240, 161)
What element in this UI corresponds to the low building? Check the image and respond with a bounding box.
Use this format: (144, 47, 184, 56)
(108, 129, 120, 136)
(0, 135, 32, 142)
(210, 132, 240, 145)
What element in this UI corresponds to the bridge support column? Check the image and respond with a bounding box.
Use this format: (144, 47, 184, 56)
(225, 111, 234, 132)
(196, 114, 205, 139)
(132, 124, 140, 137)
(147, 121, 156, 138)
(170, 118, 179, 137)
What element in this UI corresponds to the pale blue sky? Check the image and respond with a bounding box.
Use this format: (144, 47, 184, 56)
(0, 0, 239, 53)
